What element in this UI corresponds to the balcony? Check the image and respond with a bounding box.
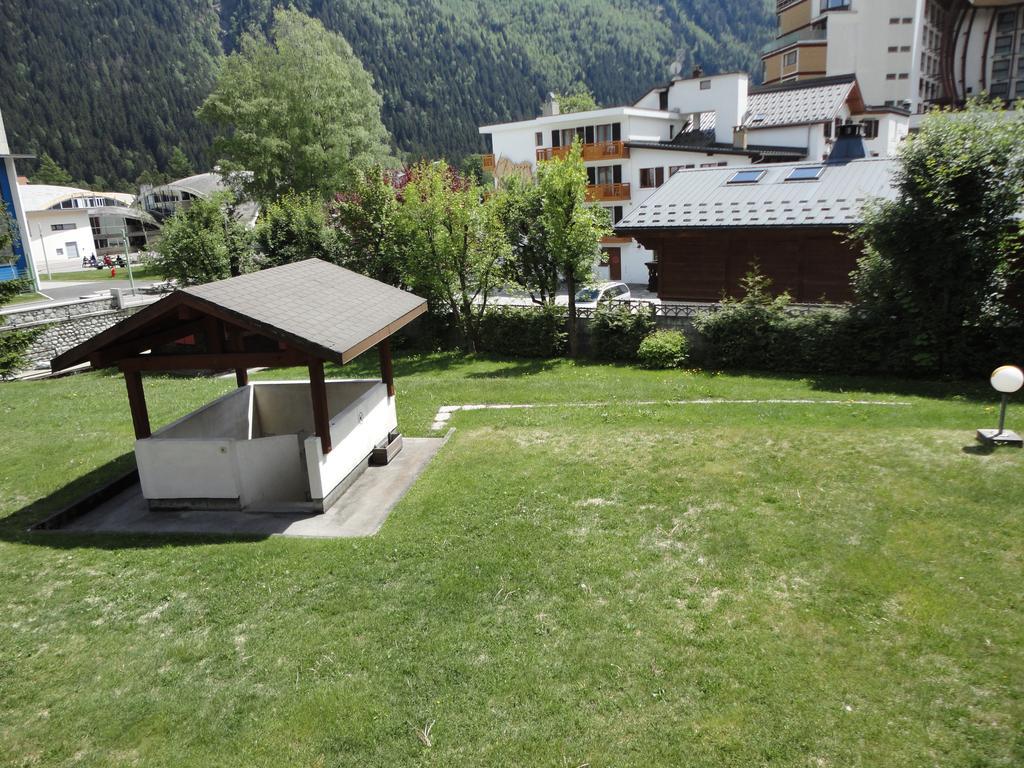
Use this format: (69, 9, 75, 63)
(536, 140, 630, 163)
(586, 183, 631, 202)
(761, 26, 828, 55)
(482, 154, 496, 172)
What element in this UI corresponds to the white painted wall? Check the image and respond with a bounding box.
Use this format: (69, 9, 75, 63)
(304, 382, 397, 501)
(665, 73, 749, 143)
(25, 209, 97, 273)
(822, 0, 937, 110)
(136, 380, 397, 509)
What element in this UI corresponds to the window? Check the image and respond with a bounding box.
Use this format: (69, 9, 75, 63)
(990, 82, 1010, 98)
(820, 0, 850, 10)
(659, 90, 669, 110)
(639, 167, 665, 188)
(727, 169, 766, 184)
(535, 132, 543, 147)
(889, 17, 900, 24)
(887, 46, 898, 53)
(783, 51, 798, 67)
(700, 79, 711, 90)
(56, 248, 64, 256)
(997, 10, 1017, 32)
(994, 36, 1013, 55)
(898, 73, 909, 80)
(992, 59, 1011, 79)
(50, 223, 77, 231)
(886, 73, 897, 80)
(861, 119, 879, 139)
(700, 161, 727, 168)
(1016, 80, 1024, 97)
(902, 17, 912, 24)
(786, 166, 825, 181)
(669, 164, 694, 176)
(605, 205, 624, 223)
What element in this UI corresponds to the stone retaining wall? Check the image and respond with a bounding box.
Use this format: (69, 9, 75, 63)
(1, 292, 160, 368)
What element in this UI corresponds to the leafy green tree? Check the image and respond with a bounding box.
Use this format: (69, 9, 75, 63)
(155, 194, 252, 285)
(537, 141, 611, 356)
(495, 176, 559, 305)
(329, 168, 401, 284)
(398, 162, 508, 352)
(32, 153, 73, 186)
(166, 146, 194, 180)
(254, 193, 339, 268)
(198, 8, 393, 202)
(851, 100, 1024, 373)
(555, 84, 598, 114)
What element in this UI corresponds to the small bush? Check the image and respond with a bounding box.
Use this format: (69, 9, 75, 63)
(479, 304, 567, 357)
(591, 304, 655, 361)
(638, 330, 688, 369)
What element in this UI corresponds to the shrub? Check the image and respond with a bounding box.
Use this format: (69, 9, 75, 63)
(479, 304, 567, 357)
(591, 304, 655, 361)
(0, 279, 43, 379)
(637, 330, 688, 369)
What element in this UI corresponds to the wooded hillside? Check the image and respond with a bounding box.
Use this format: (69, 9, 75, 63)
(0, 0, 774, 188)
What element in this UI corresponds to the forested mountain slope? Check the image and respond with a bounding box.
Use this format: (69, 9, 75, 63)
(1, 0, 774, 188)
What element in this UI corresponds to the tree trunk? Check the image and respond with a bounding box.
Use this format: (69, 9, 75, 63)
(567, 269, 578, 357)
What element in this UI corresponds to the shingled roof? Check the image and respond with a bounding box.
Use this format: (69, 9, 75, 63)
(51, 259, 427, 371)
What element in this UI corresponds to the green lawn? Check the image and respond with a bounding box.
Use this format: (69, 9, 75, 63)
(1, 355, 1021, 767)
(3, 292, 48, 306)
(40, 264, 165, 282)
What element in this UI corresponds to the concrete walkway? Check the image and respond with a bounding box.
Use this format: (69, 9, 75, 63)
(56, 437, 445, 538)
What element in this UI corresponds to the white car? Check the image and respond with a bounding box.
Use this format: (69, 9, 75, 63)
(563, 281, 631, 307)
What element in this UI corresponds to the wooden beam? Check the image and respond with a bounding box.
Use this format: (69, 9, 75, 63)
(227, 326, 249, 387)
(122, 368, 151, 439)
(89, 319, 207, 368)
(118, 351, 306, 372)
(378, 338, 395, 397)
(308, 358, 332, 455)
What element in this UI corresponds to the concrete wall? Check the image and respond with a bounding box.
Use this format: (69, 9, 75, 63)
(665, 73, 749, 143)
(304, 381, 397, 501)
(0, 293, 159, 368)
(137, 380, 394, 509)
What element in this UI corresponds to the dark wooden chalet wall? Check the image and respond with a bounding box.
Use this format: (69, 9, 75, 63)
(635, 227, 860, 303)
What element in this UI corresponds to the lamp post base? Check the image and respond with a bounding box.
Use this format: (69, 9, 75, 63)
(977, 428, 1023, 447)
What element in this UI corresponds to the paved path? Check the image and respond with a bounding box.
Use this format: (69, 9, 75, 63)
(429, 399, 913, 431)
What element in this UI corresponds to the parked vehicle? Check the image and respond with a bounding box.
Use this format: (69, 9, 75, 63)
(568, 281, 631, 307)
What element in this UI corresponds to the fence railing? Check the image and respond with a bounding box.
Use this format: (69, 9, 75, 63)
(487, 299, 842, 320)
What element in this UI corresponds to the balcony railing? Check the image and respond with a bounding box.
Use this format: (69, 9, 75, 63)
(586, 182, 631, 202)
(482, 154, 496, 172)
(536, 140, 630, 162)
(761, 25, 828, 55)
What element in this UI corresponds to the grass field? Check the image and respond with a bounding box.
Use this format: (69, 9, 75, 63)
(4, 292, 48, 306)
(39, 264, 165, 282)
(1, 354, 1021, 767)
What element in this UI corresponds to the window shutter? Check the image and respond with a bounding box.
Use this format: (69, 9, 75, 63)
(612, 123, 621, 141)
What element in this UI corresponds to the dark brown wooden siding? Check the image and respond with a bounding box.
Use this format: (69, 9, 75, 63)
(636, 227, 859, 303)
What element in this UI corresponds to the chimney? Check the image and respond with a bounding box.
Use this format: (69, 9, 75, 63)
(733, 125, 749, 150)
(827, 123, 867, 164)
(541, 93, 560, 117)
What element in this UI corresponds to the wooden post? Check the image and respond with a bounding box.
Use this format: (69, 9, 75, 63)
(122, 367, 151, 439)
(227, 326, 248, 387)
(308, 358, 332, 455)
(378, 338, 395, 397)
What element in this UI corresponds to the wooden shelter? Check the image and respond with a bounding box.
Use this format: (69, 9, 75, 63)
(52, 259, 427, 512)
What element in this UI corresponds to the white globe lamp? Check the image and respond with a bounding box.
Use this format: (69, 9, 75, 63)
(977, 365, 1024, 446)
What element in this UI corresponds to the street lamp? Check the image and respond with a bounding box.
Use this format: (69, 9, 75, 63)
(977, 365, 1024, 447)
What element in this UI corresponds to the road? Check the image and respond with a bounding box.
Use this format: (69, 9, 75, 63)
(28, 278, 163, 305)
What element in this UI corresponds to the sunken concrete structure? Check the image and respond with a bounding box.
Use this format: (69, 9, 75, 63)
(51, 259, 427, 513)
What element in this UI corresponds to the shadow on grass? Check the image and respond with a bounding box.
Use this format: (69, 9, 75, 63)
(1, 453, 271, 550)
(463, 357, 562, 379)
(715, 368, 996, 403)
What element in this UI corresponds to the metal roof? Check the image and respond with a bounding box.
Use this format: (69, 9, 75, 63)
(615, 158, 898, 231)
(744, 75, 860, 129)
(51, 259, 428, 371)
(17, 184, 135, 212)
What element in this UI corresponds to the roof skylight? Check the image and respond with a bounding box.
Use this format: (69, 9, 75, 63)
(786, 166, 825, 181)
(727, 169, 766, 185)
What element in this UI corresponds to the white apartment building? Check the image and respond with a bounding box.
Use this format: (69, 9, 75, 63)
(18, 185, 159, 274)
(480, 71, 908, 285)
(764, 1, 1024, 112)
